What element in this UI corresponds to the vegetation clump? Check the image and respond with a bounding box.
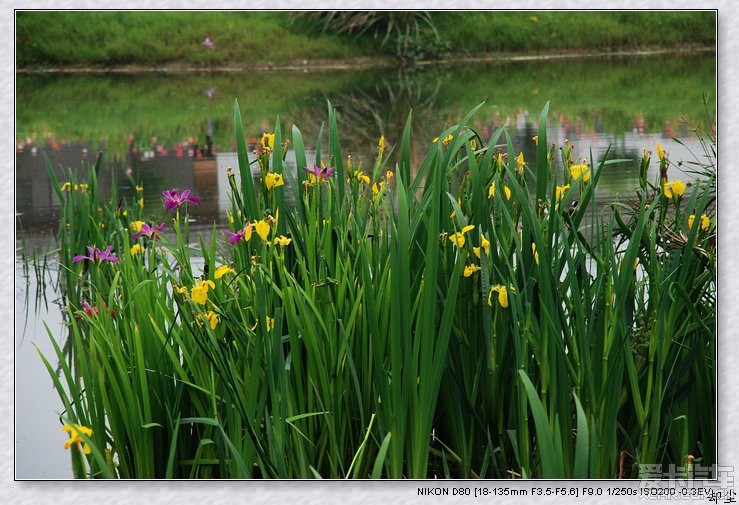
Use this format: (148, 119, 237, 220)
(40, 100, 715, 479)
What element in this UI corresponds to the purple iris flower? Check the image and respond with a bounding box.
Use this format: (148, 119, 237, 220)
(303, 164, 335, 181)
(162, 189, 200, 211)
(226, 222, 252, 245)
(131, 222, 166, 240)
(72, 245, 119, 264)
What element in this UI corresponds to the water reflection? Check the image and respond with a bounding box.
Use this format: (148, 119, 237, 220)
(16, 54, 714, 239)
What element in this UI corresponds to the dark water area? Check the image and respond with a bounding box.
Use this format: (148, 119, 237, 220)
(14, 52, 715, 478)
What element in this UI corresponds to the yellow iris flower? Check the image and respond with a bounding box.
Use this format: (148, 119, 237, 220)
(378, 135, 385, 151)
(656, 142, 665, 162)
(214, 265, 236, 279)
(463, 264, 481, 277)
(355, 171, 370, 185)
(531, 243, 539, 265)
(433, 134, 454, 146)
(244, 223, 254, 241)
(130, 220, 145, 232)
(204, 310, 219, 329)
(62, 423, 93, 454)
(488, 285, 513, 308)
(555, 184, 570, 202)
(489, 182, 511, 200)
(254, 220, 271, 241)
(473, 235, 491, 258)
(191, 279, 215, 305)
(570, 163, 591, 182)
(449, 225, 475, 248)
(663, 179, 686, 198)
(517, 152, 525, 172)
(688, 214, 710, 232)
(261, 132, 275, 152)
(264, 172, 284, 190)
(273, 235, 292, 248)
(130, 244, 144, 256)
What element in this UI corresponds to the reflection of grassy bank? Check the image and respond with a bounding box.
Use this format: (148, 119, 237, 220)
(17, 54, 713, 158)
(433, 55, 716, 132)
(16, 71, 374, 151)
(17, 11, 714, 68)
(17, 56, 715, 157)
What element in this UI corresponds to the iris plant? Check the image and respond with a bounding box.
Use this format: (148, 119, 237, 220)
(72, 245, 119, 264)
(162, 189, 200, 210)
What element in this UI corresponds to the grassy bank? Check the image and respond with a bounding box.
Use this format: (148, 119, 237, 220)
(16, 11, 715, 68)
(435, 11, 716, 53)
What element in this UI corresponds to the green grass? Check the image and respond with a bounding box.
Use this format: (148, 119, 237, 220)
(38, 99, 716, 479)
(16, 11, 715, 67)
(434, 11, 715, 53)
(16, 11, 378, 67)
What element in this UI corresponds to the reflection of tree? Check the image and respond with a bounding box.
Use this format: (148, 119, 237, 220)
(290, 68, 448, 163)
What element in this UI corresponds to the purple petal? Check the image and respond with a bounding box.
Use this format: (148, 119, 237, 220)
(324, 167, 336, 178)
(101, 246, 114, 258)
(303, 165, 317, 175)
(164, 199, 178, 211)
(226, 230, 242, 245)
(131, 230, 144, 240)
(107, 255, 119, 263)
(186, 195, 200, 206)
(86, 245, 95, 257)
(180, 189, 191, 200)
(72, 255, 88, 263)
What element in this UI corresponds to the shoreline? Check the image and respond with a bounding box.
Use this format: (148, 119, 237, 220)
(16, 45, 714, 75)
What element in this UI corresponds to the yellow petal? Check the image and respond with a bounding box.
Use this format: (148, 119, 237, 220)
(498, 287, 509, 308)
(255, 220, 270, 241)
(480, 235, 490, 254)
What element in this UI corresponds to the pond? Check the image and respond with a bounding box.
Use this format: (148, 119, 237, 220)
(14, 52, 715, 478)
